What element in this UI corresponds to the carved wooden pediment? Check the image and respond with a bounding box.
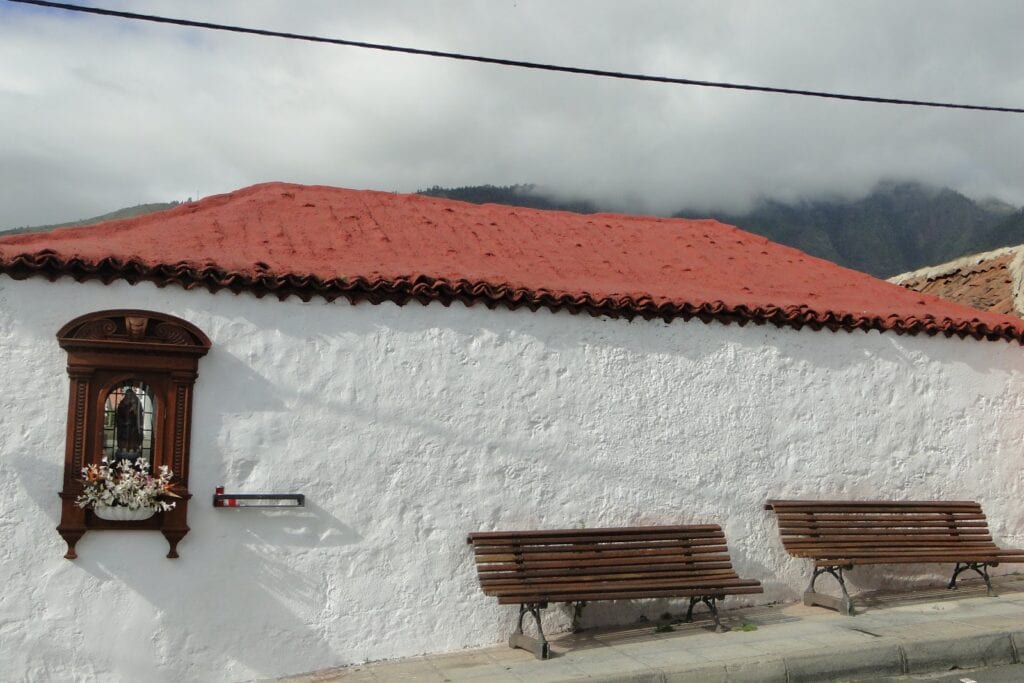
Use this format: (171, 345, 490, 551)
(57, 310, 211, 354)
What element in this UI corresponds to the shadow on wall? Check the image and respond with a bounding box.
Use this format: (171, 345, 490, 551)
(10, 450, 64, 523)
(198, 345, 289, 413)
(216, 294, 1024, 378)
(68, 502, 360, 680)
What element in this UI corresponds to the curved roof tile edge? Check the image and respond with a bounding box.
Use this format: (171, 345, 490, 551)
(2, 251, 1022, 344)
(888, 245, 1024, 284)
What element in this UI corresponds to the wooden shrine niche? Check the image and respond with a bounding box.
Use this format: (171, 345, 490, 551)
(56, 310, 211, 559)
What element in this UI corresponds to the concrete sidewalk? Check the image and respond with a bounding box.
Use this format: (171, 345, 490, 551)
(275, 576, 1024, 682)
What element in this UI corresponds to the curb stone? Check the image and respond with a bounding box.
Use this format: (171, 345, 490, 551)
(902, 633, 1015, 674)
(587, 673, 667, 683)
(587, 631, 1021, 683)
(661, 658, 789, 683)
(721, 658, 789, 683)
(785, 643, 905, 682)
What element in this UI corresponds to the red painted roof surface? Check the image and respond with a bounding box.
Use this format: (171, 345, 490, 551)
(2, 181, 1023, 343)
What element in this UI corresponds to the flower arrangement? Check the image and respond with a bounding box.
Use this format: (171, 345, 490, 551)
(77, 458, 180, 512)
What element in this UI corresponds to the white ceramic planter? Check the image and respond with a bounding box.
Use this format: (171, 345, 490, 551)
(92, 505, 156, 521)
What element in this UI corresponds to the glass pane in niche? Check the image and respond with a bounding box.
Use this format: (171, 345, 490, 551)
(102, 381, 156, 469)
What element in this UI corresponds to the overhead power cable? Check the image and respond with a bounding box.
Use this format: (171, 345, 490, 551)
(10, 0, 1024, 114)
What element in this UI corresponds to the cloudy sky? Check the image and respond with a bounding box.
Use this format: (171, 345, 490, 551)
(1, 0, 1023, 228)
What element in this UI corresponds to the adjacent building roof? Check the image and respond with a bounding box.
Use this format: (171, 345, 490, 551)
(2, 182, 1023, 343)
(889, 246, 1024, 319)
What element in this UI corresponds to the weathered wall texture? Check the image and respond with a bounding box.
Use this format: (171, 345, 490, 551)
(1, 276, 1023, 681)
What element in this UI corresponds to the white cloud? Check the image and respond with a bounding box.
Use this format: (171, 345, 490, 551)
(1, 0, 1023, 227)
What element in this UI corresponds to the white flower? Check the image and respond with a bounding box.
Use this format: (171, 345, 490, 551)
(76, 457, 178, 512)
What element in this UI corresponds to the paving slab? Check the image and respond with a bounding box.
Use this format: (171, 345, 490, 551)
(567, 649, 657, 678)
(270, 575, 1024, 683)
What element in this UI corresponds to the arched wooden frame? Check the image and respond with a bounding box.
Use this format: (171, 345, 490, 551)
(56, 310, 211, 559)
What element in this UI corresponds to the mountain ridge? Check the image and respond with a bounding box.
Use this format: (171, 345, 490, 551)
(420, 181, 1023, 278)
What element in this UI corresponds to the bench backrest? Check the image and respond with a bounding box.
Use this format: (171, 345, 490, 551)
(466, 524, 752, 604)
(765, 500, 998, 560)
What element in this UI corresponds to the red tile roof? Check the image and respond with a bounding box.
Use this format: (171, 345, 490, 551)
(890, 247, 1023, 319)
(2, 182, 1023, 343)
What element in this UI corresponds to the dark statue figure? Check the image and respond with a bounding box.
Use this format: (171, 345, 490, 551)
(114, 386, 145, 464)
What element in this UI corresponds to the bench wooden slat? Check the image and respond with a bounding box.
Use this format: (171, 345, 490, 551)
(479, 568, 740, 586)
(769, 505, 982, 515)
(473, 539, 727, 557)
(495, 584, 765, 602)
(787, 549, 1001, 557)
(777, 520, 987, 528)
(785, 549, 1000, 557)
(467, 525, 722, 540)
(783, 537, 995, 545)
(480, 576, 741, 591)
(771, 511, 985, 518)
(810, 556, 1004, 565)
(778, 516, 987, 528)
(780, 534, 992, 542)
(478, 560, 732, 572)
(468, 531, 725, 546)
(483, 573, 748, 589)
(475, 565, 733, 581)
(476, 545, 729, 563)
(767, 500, 981, 508)
(780, 531, 989, 537)
(479, 557, 735, 574)
(494, 584, 765, 605)
(486, 577, 758, 596)
(779, 529, 992, 538)
(479, 565, 737, 581)
(481, 578, 741, 593)
(809, 552, 1024, 565)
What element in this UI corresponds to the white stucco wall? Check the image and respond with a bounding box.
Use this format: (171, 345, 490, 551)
(1, 275, 1023, 682)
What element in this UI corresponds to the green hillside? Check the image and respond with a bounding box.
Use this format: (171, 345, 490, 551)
(419, 184, 599, 214)
(0, 202, 179, 237)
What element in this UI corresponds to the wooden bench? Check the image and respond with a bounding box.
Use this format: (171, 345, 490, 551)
(766, 499, 1024, 615)
(466, 524, 763, 659)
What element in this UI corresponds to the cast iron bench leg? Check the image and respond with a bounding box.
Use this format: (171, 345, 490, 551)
(509, 602, 550, 660)
(570, 601, 587, 632)
(684, 594, 728, 632)
(948, 562, 997, 597)
(804, 565, 855, 615)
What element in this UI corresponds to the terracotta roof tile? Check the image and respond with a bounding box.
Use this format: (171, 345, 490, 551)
(891, 247, 1024, 319)
(2, 182, 1023, 343)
